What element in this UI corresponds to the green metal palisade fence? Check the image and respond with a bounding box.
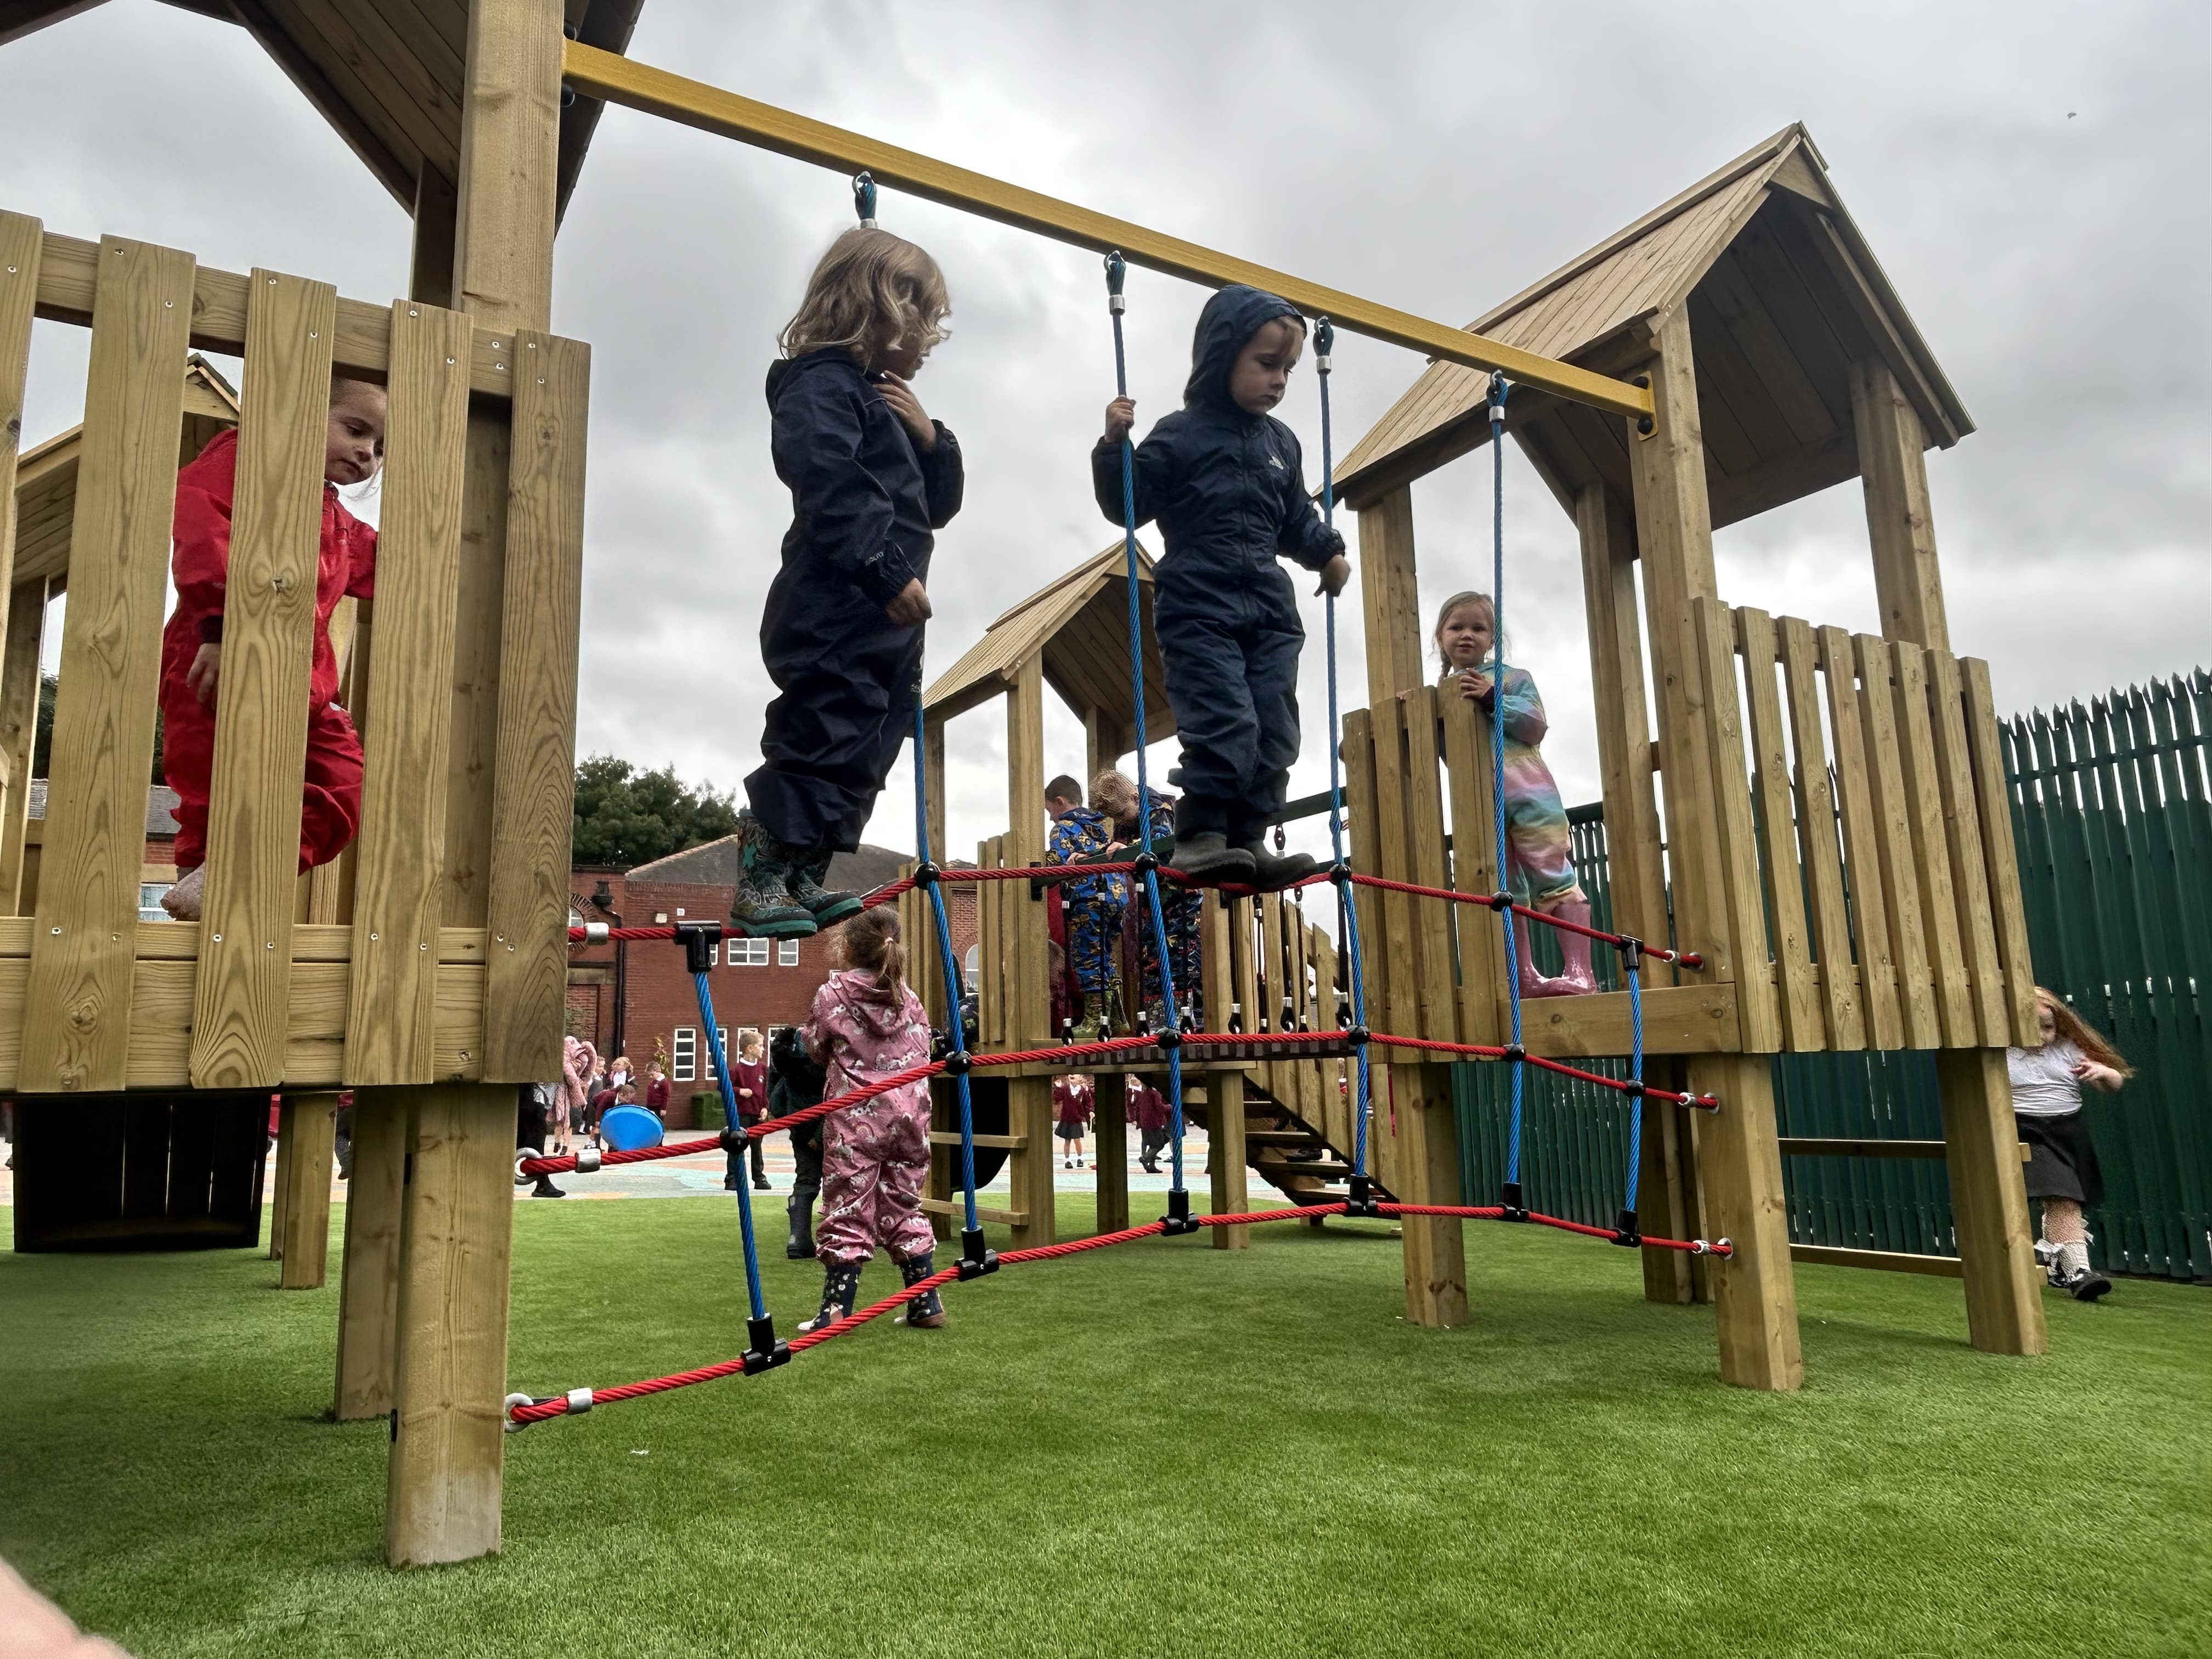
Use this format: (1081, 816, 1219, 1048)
(1458, 668, 2210, 1281)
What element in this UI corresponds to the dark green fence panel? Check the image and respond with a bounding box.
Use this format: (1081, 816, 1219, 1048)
(1455, 667, 2210, 1282)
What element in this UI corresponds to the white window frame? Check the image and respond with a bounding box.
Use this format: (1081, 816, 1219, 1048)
(673, 1027, 697, 1084)
(777, 938, 800, 968)
(729, 937, 769, 968)
(704, 1026, 729, 1082)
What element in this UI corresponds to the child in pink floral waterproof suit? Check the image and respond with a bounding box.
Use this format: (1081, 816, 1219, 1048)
(798, 905, 947, 1332)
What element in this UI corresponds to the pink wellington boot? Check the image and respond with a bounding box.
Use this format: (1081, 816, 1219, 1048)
(1513, 914, 1554, 1000)
(1528, 900, 1599, 996)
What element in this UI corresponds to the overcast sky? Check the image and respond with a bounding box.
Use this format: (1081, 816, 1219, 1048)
(4, 1, 2206, 861)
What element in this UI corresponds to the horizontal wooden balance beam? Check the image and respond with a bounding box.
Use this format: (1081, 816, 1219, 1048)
(560, 41, 1654, 422)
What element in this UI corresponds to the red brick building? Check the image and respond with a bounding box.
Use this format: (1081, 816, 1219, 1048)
(567, 840, 976, 1119)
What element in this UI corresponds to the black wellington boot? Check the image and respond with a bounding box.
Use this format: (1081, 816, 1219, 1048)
(786, 1191, 817, 1260)
(787, 847, 864, 927)
(896, 1249, 946, 1329)
(798, 1262, 862, 1333)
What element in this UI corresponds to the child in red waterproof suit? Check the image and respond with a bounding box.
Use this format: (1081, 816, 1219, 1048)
(159, 380, 385, 921)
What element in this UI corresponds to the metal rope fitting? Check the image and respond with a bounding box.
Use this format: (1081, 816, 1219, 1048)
(1498, 1180, 1528, 1223)
(1315, 315, 1334, 372)
(1327, 860, 1352, 884)
(1616, 934, 1643, 964)
(912, 859, 941, 887)
(853, 170, 878, 227)
(503, 1392, 540, 1433)
(675, 918, 724, 974)
(574, 1145, 602, 1173)
(940, 1051, 970, 1076)
(513, 1150, 537, 1188)
(1489, 889, 1514, 913)
(1130, 850, 1159, 875)
(1345, 1025, 1370, 1047)
(1621, 1079, 1645, 1101)
(1156, 1027, 1181, 1051)
(741, 1315, 792, 1376)
(1342, 1173, 1383, 1219)
(565, 1387, 594, 1416)
(1501, 1042, 1525, 1064)
(958, 1226, 1000, 1280)
(583, 921, 610, 944)
(1160, 1187, 1203, 1237)
(1610, 1207, 1642, 1248)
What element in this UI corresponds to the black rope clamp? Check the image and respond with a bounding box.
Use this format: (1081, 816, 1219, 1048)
(1345, 1025, 1370, 1047)
(1502, 1043, 1525, 1064)
(1342, 1173, 1383, 1219)
(1160, 1188, 1203, 1237)
(1327, 860, 1352, 884)
(717, 1122, 751, 1156)
(940, 1049, 970, 1076)
(742, 1314, 792, 1376)
(675, 918, 724, 974)
(1156, 1027, 1182, 1051)
(1488, 889, 1514, 913)
(854, 171, 878, 227)
(1104, 249, 1127, 312)
(1616, 935, 1644, 967)
(1130, 849, 1159, 876)
(958, 1225, 1000, 1280)
(912, 859, 941, 887)
(1611, 1207, 1643, 1249)
(1499, 1180, 1529, 1223)
(1621, 1079, 1646, 1101)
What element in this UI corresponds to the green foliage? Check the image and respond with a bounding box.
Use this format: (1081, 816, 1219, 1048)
(32, 674, 164, 784)
(572, 753, 740, 867)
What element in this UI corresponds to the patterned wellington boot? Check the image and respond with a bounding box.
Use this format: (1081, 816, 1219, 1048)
(798, 1262, 862, 1333)
(1530, 899, 1599, 996)
(729, 811, 816, 940)
(896, 1249, 947, 1329)
(787, 846, 864, 927)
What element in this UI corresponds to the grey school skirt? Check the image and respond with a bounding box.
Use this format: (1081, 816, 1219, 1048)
(2018, 1110, 2104, 1208)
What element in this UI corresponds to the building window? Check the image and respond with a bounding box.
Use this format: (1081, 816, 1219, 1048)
(777, 938, 800, 968)
(729, 937, 769, 967)
(140, 883, 173, 923)
(673, 1027, 697, 1083)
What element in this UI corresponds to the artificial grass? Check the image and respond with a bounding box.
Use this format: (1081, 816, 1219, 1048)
(2, 1196, 2206, 1658)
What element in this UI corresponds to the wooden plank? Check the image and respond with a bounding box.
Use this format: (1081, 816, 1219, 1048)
(1690, 597, 1783, 1051)
(482, 330, 589, 1081)
(1002, 1075, 1054, 1249)
(1257, 891, 1286, 1101)
(345, 300, 473, 1083)
(385, 1082, 516, 1567)
(1925, 650, 2011, 1047)
(0, 214, 38, 700)
(335, 1087, 409, 1419)
(1392, 1062, 1466, 1327)
(1208, 1069, 1249, 1251)
(1004, 654, 1048, 1046)
(1790, 1244, 1963, 1278)
(1400, 685, 1459, 1043)
(927, 1131, 1028, 1150)
(1734, 607, 1821, 1048)
(918, 1197, 1028, 1227)
(1850, 359, 1950, 652)
(1686, 1051, 1802, 1390)
(1960, 658, 2040, 1045)
(1340, 711, 1392, 1044)
(1887, 640, 1976, 1046)
(1518, 981, 1739, 1057)
(1778, 617, 1865, 1048)
(189, 268, 340, 1089)
(1847, 631, 1937, 1047)
(1437, 685, 1503, 1042)
(1935, 1047, 2046, 1356)
(0, 578, 47, 913)
(1366, 692, 1423, 1046)
(1356, 486, 1424, 707)
(455, 0, 562, 334)
(276, 1092, 340, 1289)
(22, 235, 195, 1093)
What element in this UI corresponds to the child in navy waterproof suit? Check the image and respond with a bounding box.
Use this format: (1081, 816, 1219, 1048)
(735, 228, 964, 938)
(1093, 286, 1349, 889)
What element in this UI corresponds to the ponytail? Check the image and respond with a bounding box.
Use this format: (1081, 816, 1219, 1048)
(840, 905, 908, 996)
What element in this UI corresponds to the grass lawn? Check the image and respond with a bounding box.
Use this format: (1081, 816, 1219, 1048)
(2, 1194, 2207, 1658)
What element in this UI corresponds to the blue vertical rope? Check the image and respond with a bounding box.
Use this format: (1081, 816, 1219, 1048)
(696, 976, 768, 1322)
(1313, 319, 1373, 1178)
(912, 700, 981, 1236)
(1104, 252, 1189, 1195)
(1623, 962, 1645, 1213)
(1489, 376, 1527, 1188)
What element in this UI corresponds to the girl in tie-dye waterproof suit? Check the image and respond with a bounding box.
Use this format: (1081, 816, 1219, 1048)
(1435, 591, 1595, 996)
(797, 906, 947, 1331)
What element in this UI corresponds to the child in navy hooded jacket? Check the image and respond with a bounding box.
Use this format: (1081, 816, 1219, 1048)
(734, 228, 964, 939)
(1092, 285, 1349, 888)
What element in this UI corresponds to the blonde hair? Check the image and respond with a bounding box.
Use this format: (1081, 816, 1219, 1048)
(779, 228, 950, 369)
(2035, 986, 2133, 1076)
(1434, 590, 1504, 663)
(839, 905, 909, 997)
(1090, 769, 1137, 822)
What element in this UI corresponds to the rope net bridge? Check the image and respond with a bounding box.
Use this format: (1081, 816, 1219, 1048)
(515, 193, 1734, 1430)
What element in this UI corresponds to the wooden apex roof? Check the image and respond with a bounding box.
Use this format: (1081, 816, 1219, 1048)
(1333, 124, 1973, 516)
(1, 0, 644, 216)
(924, 540, 1174, 749)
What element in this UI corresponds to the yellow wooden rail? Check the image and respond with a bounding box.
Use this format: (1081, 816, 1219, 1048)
(561, 42, 1655, 422)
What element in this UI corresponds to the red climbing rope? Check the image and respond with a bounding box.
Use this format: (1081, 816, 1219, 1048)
(1337, 872, 1703, 967)
(1364, 1030, 1720, 1109)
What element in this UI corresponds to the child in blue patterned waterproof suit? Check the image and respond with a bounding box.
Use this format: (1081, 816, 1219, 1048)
(1093, 286, 1350, 890)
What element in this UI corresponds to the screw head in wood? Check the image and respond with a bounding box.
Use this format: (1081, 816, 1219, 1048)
(212, 934, 222, 943)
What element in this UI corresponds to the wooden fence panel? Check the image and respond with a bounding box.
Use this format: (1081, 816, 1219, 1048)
(1735, 607, 1820, 1048)
(1925, 650, 2010, 1047)
(1850, 633, 1940, 1048)
(1778, 616, 1865, 1049)
(1818, 624, 1903, 1047)
(1887, 640, 1976, 1046)
(1437, 689, 1504, 1044)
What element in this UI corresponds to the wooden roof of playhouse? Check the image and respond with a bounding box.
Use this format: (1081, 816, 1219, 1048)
(11, 353, 240, 598)
(1333, 123, 1973, 528)
(0, 0, 646, 212)
(923, 539, 1174, 748)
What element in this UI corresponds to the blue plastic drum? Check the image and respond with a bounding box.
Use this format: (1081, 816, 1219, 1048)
(599, 1104, 665, 1153)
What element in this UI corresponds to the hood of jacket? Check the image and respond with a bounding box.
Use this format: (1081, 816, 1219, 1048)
(823, 967, 911, 1034)
(765, 346, 861, 414)
(1183, 284, 1304, 410)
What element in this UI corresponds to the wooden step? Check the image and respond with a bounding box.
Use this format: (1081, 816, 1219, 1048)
(1256, 1156, 1353, 1180)
(1244, 1130, 1321, 1147)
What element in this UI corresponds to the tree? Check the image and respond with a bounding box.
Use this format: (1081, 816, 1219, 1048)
(571, 754, 740, 867)
(32, 674, 165, 783)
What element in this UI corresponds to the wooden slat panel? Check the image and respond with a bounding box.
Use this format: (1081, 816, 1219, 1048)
(1778, 617, 1865, 1049)
(190, 269, 340, 1088)
(1520, 981, 1739, 1056)
(0, 213, 39, 682)
(1847, 632, 1938, 1047)
(1690, 597, 1782, 1052)
(1365, 693, 1423, 1049)
(1887, 640, 1976, 1046)
(1437, 689, 1503, 1044)
(1257, 891, 1285, 1101)
(1734, 607, 1820, 1048)
(1960, 658, 2040, 1045)
(1401, 685, 1458, 1043)
(345, 300, 473, 1083)
(482, 331, 589, 1080)
(1340, 710, 1391, 1041)
(1925, 650, 2010, 1047)
(22, 235, 195, 1092)
(0, 578, 47, 913)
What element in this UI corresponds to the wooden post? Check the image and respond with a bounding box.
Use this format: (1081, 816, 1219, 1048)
(1005, 1076, 1054, 1249)
(1934, 1048, 2046, 1356)
(1355, 484, 1425, 712)
(385, 1083, 516, 1567)
(1393, 1063, 1465, 1327)
(1573, 483, 1667, 955)
(1686, 1053, 1802, 1391)
(335, 1088, 409, 1420)
(0, 577, 46, 913)
(1206, 1073, 1250, 1249)
(268, 1102, 295, 1259)
(275, 1093, 340, 1289)
(1850, 359, 1949, 653)
(1094, 1074, 1128, 1234)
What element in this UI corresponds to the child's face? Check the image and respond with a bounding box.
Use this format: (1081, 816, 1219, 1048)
(326, 386, 386, 487)
(2036, 1000, 2057, 1044)
(1228, 318, 1304, 415)
(1437, 605, 1494, 669)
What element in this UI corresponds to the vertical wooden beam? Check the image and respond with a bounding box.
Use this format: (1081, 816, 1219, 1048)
(1393, 1062, 1465, 1327)
(1005, 655, 1047, 1044)
(1355, 484, 1424, 708)
(1849, 633, 1939, 1047)
(1888, 641, 1976, 1046)
(1960, 659, 2039, 1045)
(1094, 1072, 1128, 1234)
(1005, 1076, 1054, 1249)
(452, 0, 561, 335)
(276, 1092, 339, 1289)
(1207, 1070, 1249, 1250)
(268, 1101, 295, 1259)
(1686, 1052, 1803, 1390)
(385, 1083, 515, 1567)
(1734, 607, 1820, 1050)
(1934, 1047, 2046, 1356)
(1400, 686, 1458, 1042)
(0, 578, 47, 913)
(335, 1087, 408, 1420)
(1437, 690, 1502, 1045)
(0, 213, 40, 771)
(1573, 482, 1667, 960)
(410, 164, 459, 311)
(1691, 598, 1783, 1052)
(24, 235, 194, 1093)
(190, 269, 338, 1089)
(1850, 359, 1949, 653)
(1777, 616, 1866, 1050)
(1819, 624, 1904, 1048)
(1926, 650, 2011, 1047)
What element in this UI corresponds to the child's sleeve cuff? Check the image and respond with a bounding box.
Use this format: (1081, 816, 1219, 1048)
(856, 544, 919, 608)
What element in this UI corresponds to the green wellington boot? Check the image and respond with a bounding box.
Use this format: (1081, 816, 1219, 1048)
(787, 847, 864, 926)
(729, 811, 817, 940)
